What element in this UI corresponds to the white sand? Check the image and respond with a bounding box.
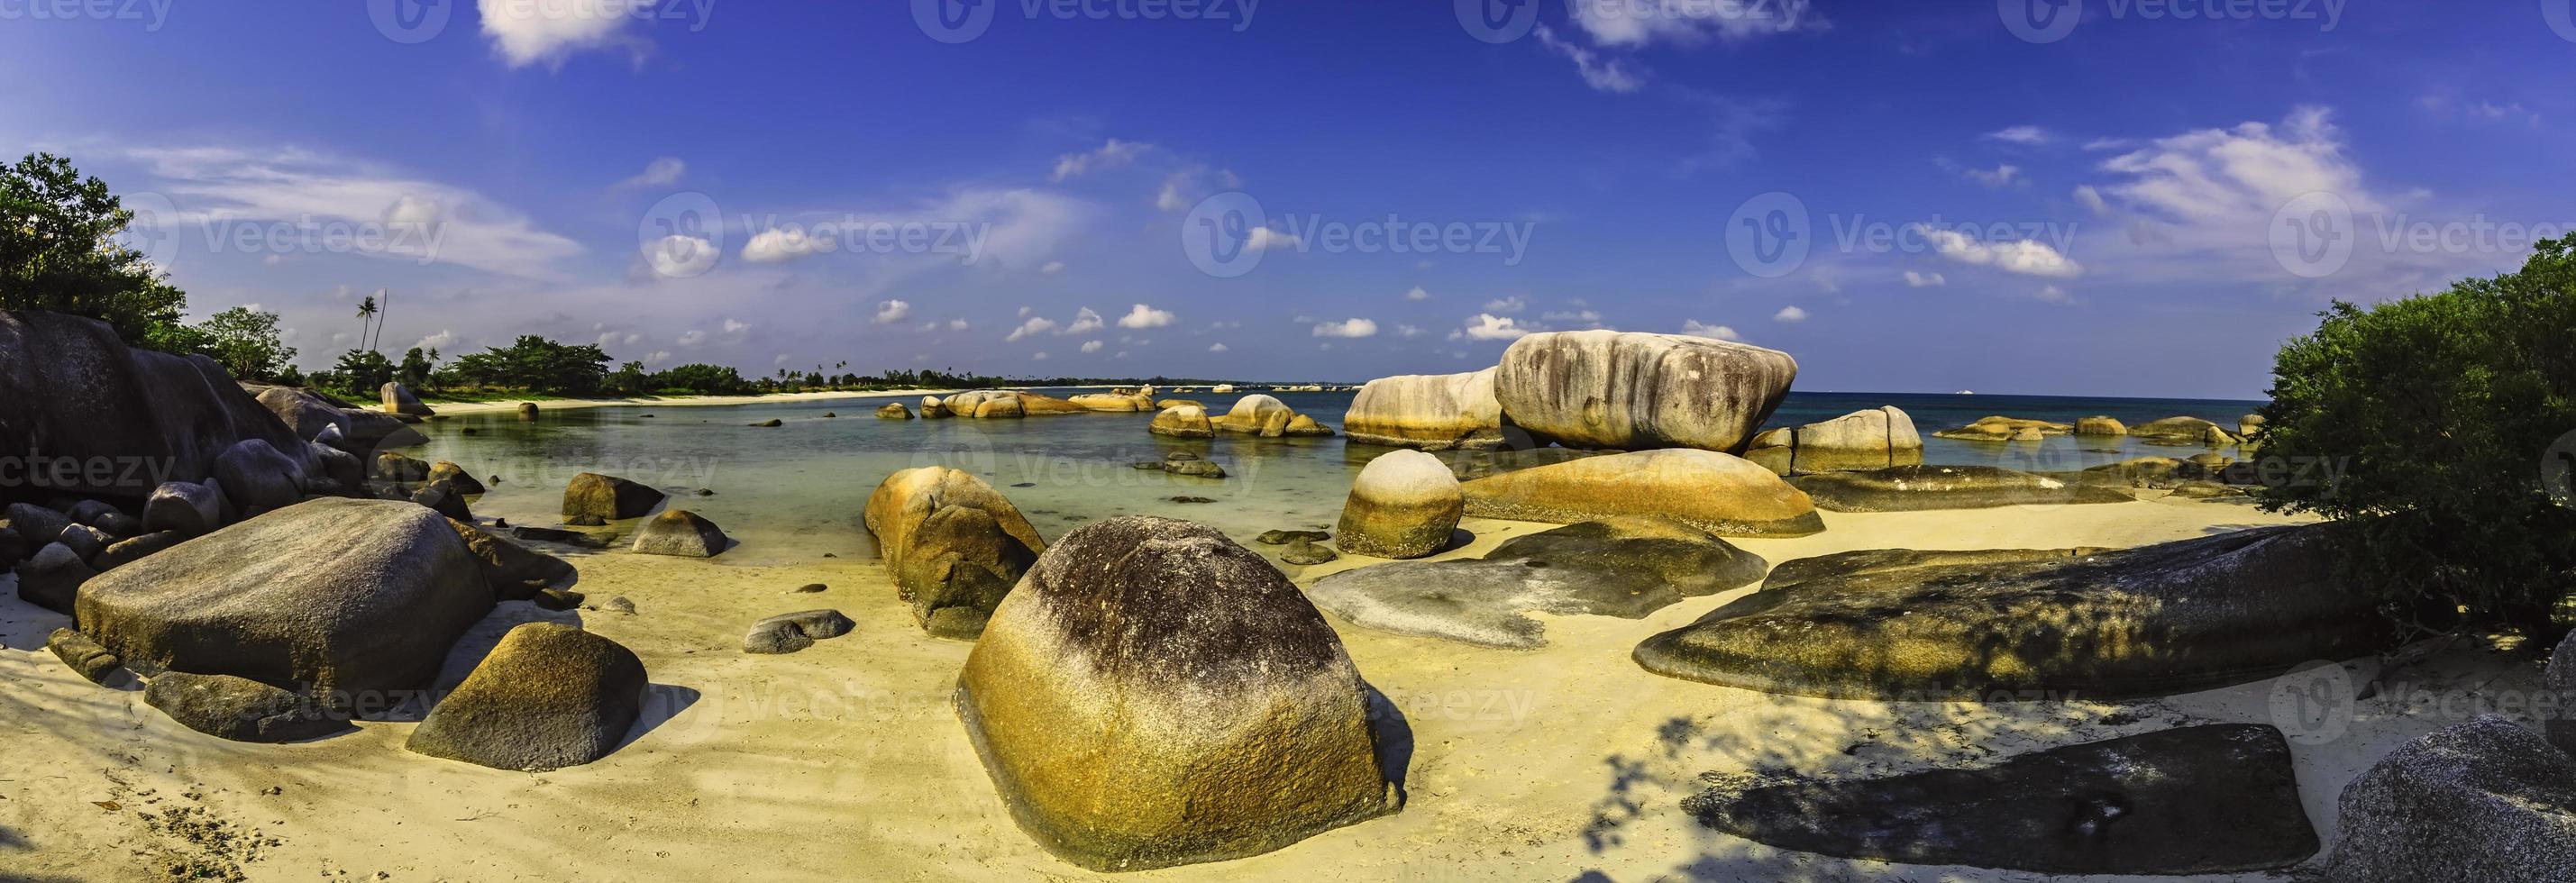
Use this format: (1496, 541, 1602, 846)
(0, 496, 2544, 881)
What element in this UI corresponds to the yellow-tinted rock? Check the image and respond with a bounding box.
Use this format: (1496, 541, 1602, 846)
(955, 516, 1397, 870)
(1336, 451, 1462, 559)
(1148, 405, 1214, 439)
(864, 467, 1047, 638)
(1494, 331, 1796, 452)
(1342, 369, 1505, 451)
(1460, 449, 1822, 537)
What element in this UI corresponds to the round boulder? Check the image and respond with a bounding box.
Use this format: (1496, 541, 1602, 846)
(630, 509, 729, 558)
(406, 623, 648, 771)
(1149, 405, 1215, 439)
(955, 516, 1398, 871)
(562, 472, 666, 523)
(1336, 451, 1462, 560)
(876, 403, 915, 420)
(1494, 331, 1795, 452)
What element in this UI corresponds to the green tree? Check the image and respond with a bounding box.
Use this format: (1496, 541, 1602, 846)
(396, 346, 435, 390)
(332, 349, 396, 398)
(0, 152, 190, 343)
(2256, 235, 2576, 641)
(195, 305, 298, 382)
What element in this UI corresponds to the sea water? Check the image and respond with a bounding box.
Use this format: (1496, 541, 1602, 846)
(409, 389, 2262, 566)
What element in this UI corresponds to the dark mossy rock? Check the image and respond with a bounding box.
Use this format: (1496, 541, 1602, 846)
(425, 461, 485, 494)
(1434, 446, 1603, 481)
(54, 523, 109, 560)
(1632, 524, 2395, 700)
(1280, 538, 1338, 566)
(93, 531, 184, 571)
(0, 523, 26, 569)
(406, 623, 647, 771)
(49, 628, 123, 684)
(629, 509, 729, 558)
(511, 524, 609, 549)
(955, 516, 1396, 871)
(750, 418, 783, 427)
(5, 502, 69, 546)
(1790, 464, 2135, 513)
(1684, 724, 2318, 875)
(409, 478, 474, 522)
(144, 672, 353, 743)
(1255, 529, 1329, 546)
(2325, 715, 2576, 881)
(373, 451, 431, 484)
(142, 481, 225, 537)
(14, 542, 96, 614)
(744, 609, 855, 655)
(562, 472, 665, 523)
(0, 312, 314, 500)
(1308, 516, 1766, 649)
(447, 519, 575, 601)
(534, 587, 586, 611)
(2550, 632, 2576, 757)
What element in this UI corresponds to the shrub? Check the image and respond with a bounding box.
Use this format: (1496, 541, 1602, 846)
(2256, 235, 2576, 640)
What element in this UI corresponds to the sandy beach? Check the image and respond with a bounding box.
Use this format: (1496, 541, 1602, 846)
(422, 389, 967, 417)
(0, 495, 2534, 881)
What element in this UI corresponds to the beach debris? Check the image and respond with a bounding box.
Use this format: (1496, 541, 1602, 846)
(955, 516, 1397, 870)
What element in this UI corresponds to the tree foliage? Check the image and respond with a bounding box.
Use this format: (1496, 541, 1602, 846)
(2256, 235, 2576, 639)
(0, 152, 191, 344)
(194, 305, 298, 382)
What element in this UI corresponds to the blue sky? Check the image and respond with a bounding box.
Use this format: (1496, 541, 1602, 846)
(2, 1, 2570, 397)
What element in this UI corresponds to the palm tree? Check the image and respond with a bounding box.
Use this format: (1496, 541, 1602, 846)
(355, 295, 378, 350)
(370, 289, 392, 353)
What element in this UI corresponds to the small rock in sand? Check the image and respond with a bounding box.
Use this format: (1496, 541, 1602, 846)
(744, 609, 856, 655)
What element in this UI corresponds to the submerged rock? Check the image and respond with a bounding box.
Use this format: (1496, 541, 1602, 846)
(1633, 524, 2394, 700)
(2132, 415, 2236, 443)
(1932, 415, 2074, 442)
(1147, 405, 1215, 439)
(1684, 724, 2318, 875)
(407, 623, 647, 771)
(2076, 415, 2129, 436)
(1212, 394, 1335, 437)
(875, 403, 914, 420)
(1341, 369, 1506, 451)
(78, 497, 490, 704)
(1790, 464, 2136, 512)
(955, 516, 1398, 871)
(864, 467, 1046, 639)
(2325, 715, 2576, 882)
(1459, 449, 1822, 538)
(562, 472, 666, 523)
(1335, 451, 1462, 560)
(1309, 517, 1765, 649)
(1494, 330, 1795, 453)
(144, 672, 352, 743)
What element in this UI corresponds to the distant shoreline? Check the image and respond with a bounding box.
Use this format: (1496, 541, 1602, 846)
(423, 388, 965, 416)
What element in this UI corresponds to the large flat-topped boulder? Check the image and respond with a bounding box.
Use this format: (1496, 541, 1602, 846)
(1309, 517, 1766, 649)
(1494, 331, 1795, 452)
(955, 516, 1396, 870)
(1460, 449, 1822, 537)
(945, 390, 1090, 418)
(0, 310, 309, 500)
(77, 497, 491, 703)
(1791, 464, 2137, 512)
(1684, 724, 2318, 875)
(1633, 524, 2395, 700)
(1747, 406, 1925, 475)
(1342, 369, 1506, 451)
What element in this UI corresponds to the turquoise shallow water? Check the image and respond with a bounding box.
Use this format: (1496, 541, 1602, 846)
(410, 388, 2263, 565)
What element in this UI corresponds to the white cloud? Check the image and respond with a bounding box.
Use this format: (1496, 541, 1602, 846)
(1396, 324, 1426, 338)
(1535, 24, 1647, 93)
(477, 0, 643, 68)
(413, 330, 458, 351)
(741, 227, 825, 263)
(721, 318, 750, 335)
(1006, 317, 1057, 342)
(1040, 260, 1066, 275)
(946, 318, 971, 331)
(677, 329, 707, 347)
(1483, 296, 1526, 313)
(872, 300, 911, 324)
(1462, 314, 1532, 341)
(1208, 342, 1229, 352)
(641, 350, 672, 366)
(1403, 287, 1430, 302)
(1117, 304, 1174, 329)
(127, 144, 582, 279)
(2036, 285, 2075, 305)
(1081, 340, 1103, 353)
(2072, 185, 2110, 217)
(1312, 318, 1379, 339)
(1571, 0, 1819, 47)
(1904, 270, 1948, 287)
(1050, 139, 1152, 181)
(1963, 164, 2021, 188)
(1918, 226, 2084, 278)
(616, 157, 685, 190)
(644, 235, 717, 278)
(1031, 351, 1049, 361)
(1773, 305, 1807, 323)
(1063, 307, 1106, 335)
(1244, 227, 1302, 251)
(1680, 320, 1741, 341)
(1540, 309, 1602, 324)
(1985, 125, 2052, 145)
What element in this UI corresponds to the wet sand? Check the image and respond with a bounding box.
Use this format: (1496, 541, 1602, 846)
(0, 497, 2539, 881)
